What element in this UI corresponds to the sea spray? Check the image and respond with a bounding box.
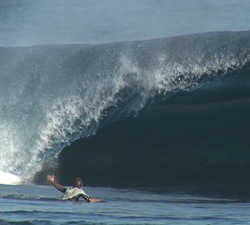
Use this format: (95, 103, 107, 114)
(0, 31, 249, 182)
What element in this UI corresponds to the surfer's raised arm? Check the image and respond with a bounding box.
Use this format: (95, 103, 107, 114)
(47, 175, 67, 193)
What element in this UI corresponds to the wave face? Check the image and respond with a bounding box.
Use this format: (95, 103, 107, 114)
(1, 31, 250, 188)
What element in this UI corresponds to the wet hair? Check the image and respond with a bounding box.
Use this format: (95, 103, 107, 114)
(75, 177, 83, 187)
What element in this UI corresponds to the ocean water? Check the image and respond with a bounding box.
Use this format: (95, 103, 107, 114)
(0, 0, 250, 46)
(1, 0, 250, 224)
(1, 184, 250, 225)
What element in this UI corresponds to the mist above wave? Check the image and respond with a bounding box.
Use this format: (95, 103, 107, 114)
(0, 31, 249, 180)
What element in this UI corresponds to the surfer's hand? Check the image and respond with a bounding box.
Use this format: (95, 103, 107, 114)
(47, 174, 55, 183)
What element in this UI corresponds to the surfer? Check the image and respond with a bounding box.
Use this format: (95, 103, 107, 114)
(47, 175, 99, 202)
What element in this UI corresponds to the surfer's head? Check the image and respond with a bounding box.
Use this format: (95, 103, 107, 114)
(75, 177, 84, 188)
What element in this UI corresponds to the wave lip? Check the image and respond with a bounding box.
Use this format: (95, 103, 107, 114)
(1, 30, 250, 182)
(0, 171, 21, 185)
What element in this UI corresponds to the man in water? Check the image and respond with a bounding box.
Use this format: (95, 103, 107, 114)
(47, 175, 99, 202)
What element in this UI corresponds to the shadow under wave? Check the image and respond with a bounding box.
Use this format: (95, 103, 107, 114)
(34, 88, 250, 197)
(27, 30, 250, 197)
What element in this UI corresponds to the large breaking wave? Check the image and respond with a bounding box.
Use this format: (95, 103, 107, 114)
(1, 31, 250, 190)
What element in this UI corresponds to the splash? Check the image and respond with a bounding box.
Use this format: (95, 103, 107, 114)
(0, 31, 249, 182)
(0, 171, 21, 185)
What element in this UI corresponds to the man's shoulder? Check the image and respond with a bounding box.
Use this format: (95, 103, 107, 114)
(63, 187, 70, 193)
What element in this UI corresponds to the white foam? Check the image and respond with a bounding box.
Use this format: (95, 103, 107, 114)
(0, 171, 21, 185)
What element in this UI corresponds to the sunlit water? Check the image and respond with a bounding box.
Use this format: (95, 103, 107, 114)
(0, 0, 250, 46)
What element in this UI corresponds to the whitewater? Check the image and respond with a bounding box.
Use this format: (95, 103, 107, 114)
(0, 0, 249, 186)
(0, 32, 246, 181)
(0, 30, 250, 185)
